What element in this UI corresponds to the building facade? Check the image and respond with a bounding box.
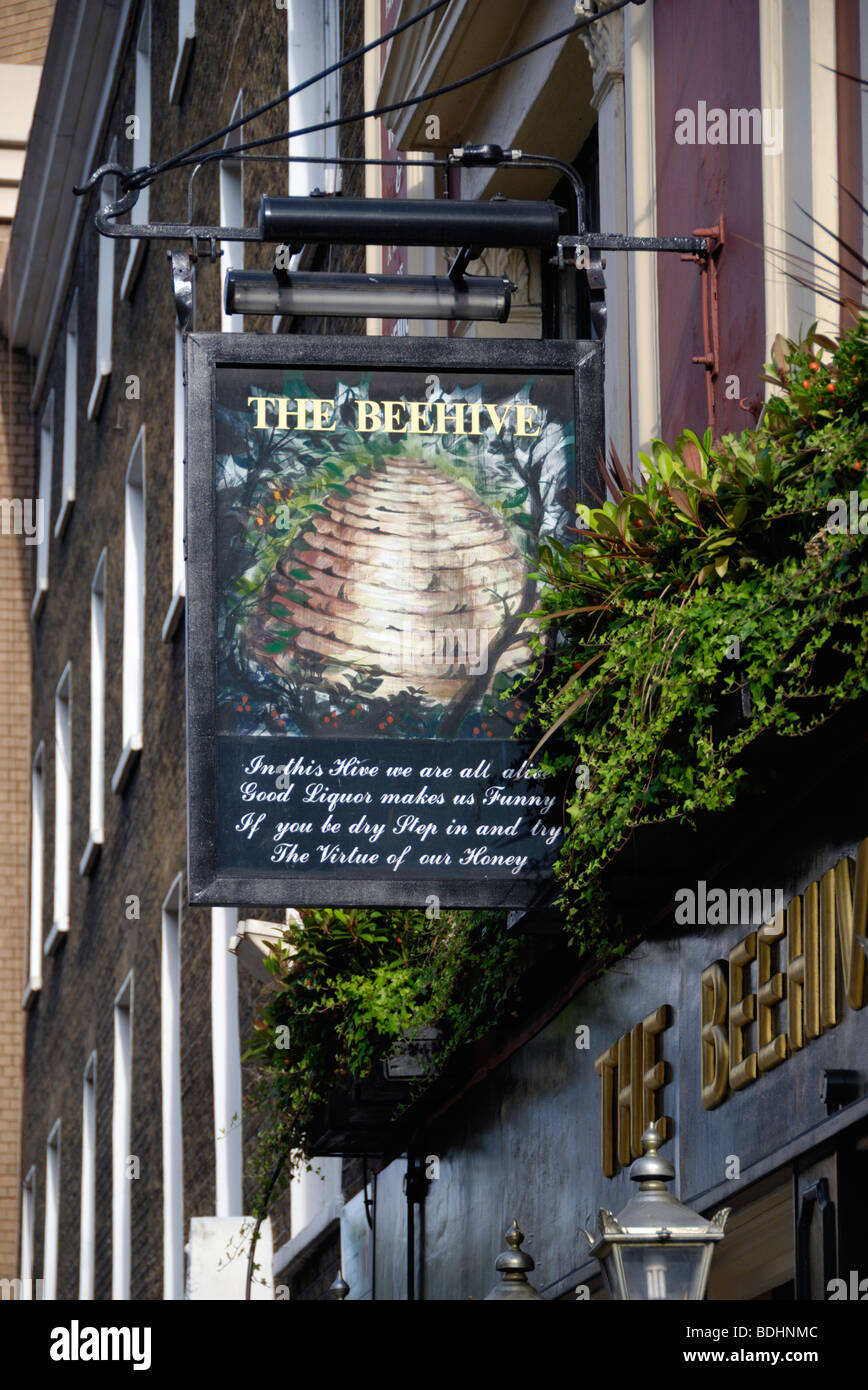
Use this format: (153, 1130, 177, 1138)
(2, 0, 867, 1301)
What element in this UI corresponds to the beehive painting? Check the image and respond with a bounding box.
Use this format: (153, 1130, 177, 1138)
(244, 456, 534, 704)
(215, 368, 574, 740)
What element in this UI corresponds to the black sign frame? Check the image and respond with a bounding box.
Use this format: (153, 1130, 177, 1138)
(185, 332, 602, 908)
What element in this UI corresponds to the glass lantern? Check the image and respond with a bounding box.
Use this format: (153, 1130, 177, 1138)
(581, 1122, 730, 1301)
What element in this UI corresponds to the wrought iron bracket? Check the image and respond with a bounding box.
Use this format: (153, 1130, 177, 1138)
(680, 216, 725, 429)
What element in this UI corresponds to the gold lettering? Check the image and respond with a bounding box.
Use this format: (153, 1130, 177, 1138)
(515, 404, 541, 436)
(641, 1005, 671, 1140)
(485, 403, 513, 435)
(617, 1028, 636, 1170)
(757, 912, 788, 1073)
(729, 932, 757, 1091)
(276, 397, 307, 430)
(308, 398, 337, 431)
(594, 1044, 618, 1179)
(834, 841, 868, 1010)
(356, 400, 382, 432)
(820, 867, 838, 1029)
(382, 401, 408, 433)
(406, 401, 434, 434)
(433, 401, 468, 434)
(787, 896, 806, 1050)
(802, 882, 821, 1038)
(700, 962, 729, 1109)
(248, 395, 281, 429)
(598, 1009, 673, 1174)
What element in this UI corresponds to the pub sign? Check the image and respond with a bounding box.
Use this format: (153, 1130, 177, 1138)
(185, 334, 602, 907)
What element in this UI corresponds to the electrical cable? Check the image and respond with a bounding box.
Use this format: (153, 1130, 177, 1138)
(94, 0, 634, 198)
(152, 0, 634, 181)
(138, 0, 450, 186)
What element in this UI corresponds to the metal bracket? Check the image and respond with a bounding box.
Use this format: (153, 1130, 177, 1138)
(553, 232, 710, 267)
(168, 250, 195, 332)
(681, 216, 725, 430)
(447, 244, 482, 284)
(795, 1177, 837, 1299)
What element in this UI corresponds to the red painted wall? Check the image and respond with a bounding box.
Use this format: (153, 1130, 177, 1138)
(654, 0, 766, 440)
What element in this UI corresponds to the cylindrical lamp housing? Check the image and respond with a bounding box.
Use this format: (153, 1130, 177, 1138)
(224, 270, 512, 322)
(258, 195, 563, 248)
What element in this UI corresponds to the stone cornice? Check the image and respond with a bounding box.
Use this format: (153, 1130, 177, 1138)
(575, 0, 625, 109)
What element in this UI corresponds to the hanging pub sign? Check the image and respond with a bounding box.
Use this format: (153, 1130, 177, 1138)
(185, 334, 602, 907)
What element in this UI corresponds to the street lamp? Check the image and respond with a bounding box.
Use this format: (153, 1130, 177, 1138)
(484, 1220, 544, 1300)
(581, 1122, 730, 1301)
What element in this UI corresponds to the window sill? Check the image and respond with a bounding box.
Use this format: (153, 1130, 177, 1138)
(44, 918, 69, 956)
(22, 977, 41, 1010)
(79, 829, 104, 878)
(30, 581, 48, 622)
(54, 493, 75, 541)
(87, 366, 111, 422)
(161, 587, 185, 643)
(120, 239, 147, 302)
(112, 738, 142, 795)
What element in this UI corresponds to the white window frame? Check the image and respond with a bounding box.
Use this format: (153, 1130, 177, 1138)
(760, 0, 840, 352)
(162, 319, 187, 641)
(121, 0, 152, 300)
(79, 1052, 97, 1299)
(44, 1120, 61, 1300)
(81, 551, 106, 875)
(161, 876, 184, 1298)
(211, 908, 243, 1217)
(112, 972, 133, 1301)
(278, 0, 341, 324)
(287, 0, 341, 199)
(32, 392, 53, 619)
(20, 1167, 36, 1299)
(220, 90, 245, 333)
(88, 148, 117, 420)
(56, 293, 77, 538)
(23, 742, 45, 1007)
(113, 427, 146, 794)
(47, 662, 72, 956)
(169, 0, 196, 104)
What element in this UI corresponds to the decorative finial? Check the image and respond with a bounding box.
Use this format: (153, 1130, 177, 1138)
(484, 1217, 544, 1299)
(329, 1271, 350, 1300)
(641, 1120, 662, 1155)
(630, 1118, 675, 1186)
(506, 1219, 524, 1251)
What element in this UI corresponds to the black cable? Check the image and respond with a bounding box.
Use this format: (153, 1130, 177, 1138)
(140, 0, 451, 185)
(132, 0, 634, 190)
(219, 152, 450, 169)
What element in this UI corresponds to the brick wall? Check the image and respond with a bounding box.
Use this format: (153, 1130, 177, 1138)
(0, 0, 54, 64)
(17, 0, 296, 1299)
(0, 343, 33, 1279)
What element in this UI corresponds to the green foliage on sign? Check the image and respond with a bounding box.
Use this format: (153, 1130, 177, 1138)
(244, 905, 528, 1211)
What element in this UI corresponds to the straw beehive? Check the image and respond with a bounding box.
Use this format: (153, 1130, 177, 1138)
(245, 457, 534, 704)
